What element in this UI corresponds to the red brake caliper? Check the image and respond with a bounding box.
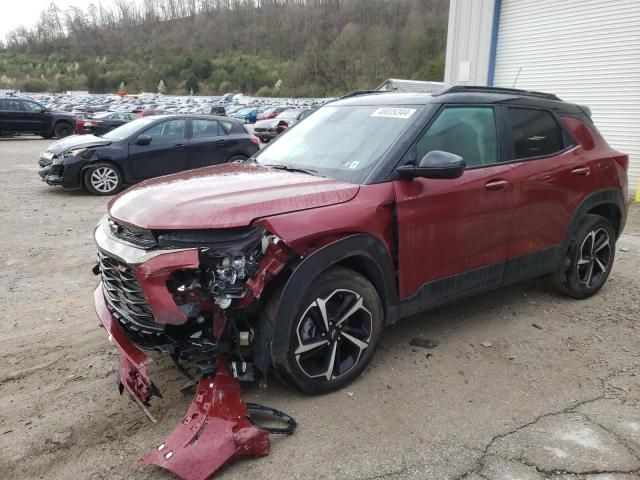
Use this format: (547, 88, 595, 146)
(139, 359, 270, 480)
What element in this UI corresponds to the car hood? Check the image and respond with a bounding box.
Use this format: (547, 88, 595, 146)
(108, 162, 360, 230)
(47, 134, 112, 154)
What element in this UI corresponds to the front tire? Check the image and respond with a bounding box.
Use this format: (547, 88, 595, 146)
(269, 266, 383, 394)
(83, 162, 123, 195)
(551, 214, 616, 299)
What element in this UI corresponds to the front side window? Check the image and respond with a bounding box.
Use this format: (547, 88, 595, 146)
(192, 119, 221, 138)
(415, 107, 498, 168)
(22, 101, 43, 112)
(143, 119, 186, 142)
(256, 105, 419, 183)
(507, 108, 564, 159)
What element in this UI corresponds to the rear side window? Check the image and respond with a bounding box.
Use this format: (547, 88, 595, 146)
(507, 108, 564, 159)
(416, 107, 498, 168)
(0, 99, 23, 111)
(192, 119, 221, 138)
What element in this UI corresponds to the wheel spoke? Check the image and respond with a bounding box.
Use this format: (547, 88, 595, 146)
(585, 260, 595, 286)
(594, 237, 609, 253)
(588, 231, 596, 255)
(335, 295, 363, 326)
(340, 331, 369, 351)
(324, 342, 338, 380)
(315, 297, 329, 332)
(294, 339, 329, 355)
(595, 257, 607, 274)
(577, 257, 590, 265)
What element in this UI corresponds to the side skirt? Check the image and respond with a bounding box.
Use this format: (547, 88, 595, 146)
(398, 246, 562, 319)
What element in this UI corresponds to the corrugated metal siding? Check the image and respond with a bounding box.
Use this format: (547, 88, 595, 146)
(493, 0, 640, 196)
(444, 0, 495, 85)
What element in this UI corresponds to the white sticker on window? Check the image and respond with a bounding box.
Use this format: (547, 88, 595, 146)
(371, 107, 416, 119)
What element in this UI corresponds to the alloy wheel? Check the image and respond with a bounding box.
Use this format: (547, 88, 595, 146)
(294, 289, 372, 381)
(90, 166, 119, 193)
(577, 227, 612, 288)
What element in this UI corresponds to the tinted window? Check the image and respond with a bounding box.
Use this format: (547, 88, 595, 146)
(22, 101, 43, 112)
(0, 99, 23, 111)
(192, 119, 221, 138)
(143, 119, 186, 142)
(416, 107, 498, 168)
(508, 108, 564, 159)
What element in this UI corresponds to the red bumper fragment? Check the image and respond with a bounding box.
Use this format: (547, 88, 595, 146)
(139, 359, 270, 480)
(94, 284, 158, 421)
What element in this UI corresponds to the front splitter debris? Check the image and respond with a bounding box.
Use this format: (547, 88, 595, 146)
(139, 359, 271, 480)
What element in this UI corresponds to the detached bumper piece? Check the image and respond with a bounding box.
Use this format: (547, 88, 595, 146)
(95, 285, 296, 479)
(140, 360, 270, 480)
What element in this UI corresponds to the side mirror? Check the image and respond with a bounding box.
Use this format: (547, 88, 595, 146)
(397, 150, 465, 179)
(136, 134, 152, 146)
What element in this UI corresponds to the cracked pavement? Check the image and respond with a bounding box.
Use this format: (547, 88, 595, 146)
(0, 139, 639, 480)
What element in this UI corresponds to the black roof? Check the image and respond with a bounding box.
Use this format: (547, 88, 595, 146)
(331, 85, 583, 114)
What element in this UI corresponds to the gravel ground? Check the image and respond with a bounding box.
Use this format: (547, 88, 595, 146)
(1, 137, 639, 480)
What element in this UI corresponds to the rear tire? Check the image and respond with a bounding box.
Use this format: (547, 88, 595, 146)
(54, 122, 74, 138)
(83, 162, 123, 195)
(268, 266, 383, 394)
(551, 214, 616, 299)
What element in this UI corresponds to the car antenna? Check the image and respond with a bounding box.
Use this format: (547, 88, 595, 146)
(512, 67, 522, 88)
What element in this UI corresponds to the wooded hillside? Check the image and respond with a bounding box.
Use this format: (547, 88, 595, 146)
(1, 0, 448, 96)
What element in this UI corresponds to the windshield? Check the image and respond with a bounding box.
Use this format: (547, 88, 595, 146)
(256, 105, 419, 183)
(102, 117, 156, 140)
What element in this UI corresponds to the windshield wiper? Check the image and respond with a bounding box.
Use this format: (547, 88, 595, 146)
(262, 164, 325, 177)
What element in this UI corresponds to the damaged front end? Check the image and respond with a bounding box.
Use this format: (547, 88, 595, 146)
(93, 216, 295, 479)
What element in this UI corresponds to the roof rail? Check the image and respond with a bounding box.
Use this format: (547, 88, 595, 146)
(339, 90, 388, 100)
(433, 85, 561, 101)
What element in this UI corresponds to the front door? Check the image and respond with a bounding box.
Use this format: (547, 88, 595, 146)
(129, 118, 188, 181)
(393, 105, 517, 304)
(20, 100, 50, 133)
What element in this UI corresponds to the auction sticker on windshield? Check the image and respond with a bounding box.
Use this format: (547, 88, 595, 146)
(371, 107, 416, 119)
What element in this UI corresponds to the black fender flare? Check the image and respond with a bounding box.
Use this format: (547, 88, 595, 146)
(563, 189, 625, 248)
(254, 234, 398, 375)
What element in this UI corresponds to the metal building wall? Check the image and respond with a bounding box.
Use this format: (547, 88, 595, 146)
(443, 0, 495, 85)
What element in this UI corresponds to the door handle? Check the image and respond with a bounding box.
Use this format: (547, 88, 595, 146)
(571, 166, 591, 176)
(174, 143, 185, 149)
(217, 140, 230, 147)
(484, 179, 510, 191)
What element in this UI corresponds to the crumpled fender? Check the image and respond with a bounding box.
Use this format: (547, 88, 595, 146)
(139, 358, 270, 480)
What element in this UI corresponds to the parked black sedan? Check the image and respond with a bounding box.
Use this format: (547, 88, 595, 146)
(83, 111, 141, 135)
(38, 115, 260, 195)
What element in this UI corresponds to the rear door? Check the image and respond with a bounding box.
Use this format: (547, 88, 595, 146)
(0, 99, 27, 132)
(393, 105, 517, 302)
(187, 118, 230, 169)
(502, 106, 589, 278)
(128, 118, 188, 181)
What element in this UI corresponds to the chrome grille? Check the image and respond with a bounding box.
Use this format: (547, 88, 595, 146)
(98, 252, 163, 335)
(109, 219, 157, 249)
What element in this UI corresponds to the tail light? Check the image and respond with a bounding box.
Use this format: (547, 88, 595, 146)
(249, 136, 260, 146)
(613, 154, 629, 171)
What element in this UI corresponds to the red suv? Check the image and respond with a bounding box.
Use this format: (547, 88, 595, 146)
(94, 86, 629, 402)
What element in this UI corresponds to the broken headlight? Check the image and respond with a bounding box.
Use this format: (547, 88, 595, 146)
(163, 227, 277, 310)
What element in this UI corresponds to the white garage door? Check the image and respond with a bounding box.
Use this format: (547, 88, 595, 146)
(493, 0, 640, 197)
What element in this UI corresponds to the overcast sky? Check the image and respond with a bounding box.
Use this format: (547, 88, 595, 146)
(0, 1, 128, 39)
